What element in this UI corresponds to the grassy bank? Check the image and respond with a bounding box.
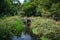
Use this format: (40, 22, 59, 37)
(31, 17, 60, 40)
(0, 16, 60, 40)
(0, 16, 24, 40)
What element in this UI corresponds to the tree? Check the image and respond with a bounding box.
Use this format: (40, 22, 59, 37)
(20, 2, 37, 17)
(20, 0, 60, 19)
(0, 0, 21, 16)
(31, 0, 60, 18)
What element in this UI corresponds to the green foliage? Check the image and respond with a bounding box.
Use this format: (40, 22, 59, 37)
(0, 16, 24, 40)
(50, 3, 60, 20)
(41, 36, 50, 40)
(0, 0, 60, 19)
(20, 2, 36, 16)
(0, 0, 21, 16)
(13, 19, 23, 31)
(31, 17, 60, 39)
(46, 32, 60, 40)
(12, 19, 24, 36)
(20, 0, 60, 20)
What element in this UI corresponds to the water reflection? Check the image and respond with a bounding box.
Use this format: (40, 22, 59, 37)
(12, 32, 31, 40)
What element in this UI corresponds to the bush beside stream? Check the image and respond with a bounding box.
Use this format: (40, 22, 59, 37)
(31, 17, 60, 40)
(0, 16, 60, 40)
(0, 16, 24, 40)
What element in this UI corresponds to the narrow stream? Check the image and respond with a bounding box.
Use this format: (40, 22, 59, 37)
(12, 32, 31, 40)
(11, 18, 40, 40)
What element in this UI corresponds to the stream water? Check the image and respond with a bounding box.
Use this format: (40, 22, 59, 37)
(12, 32, 31, 40)
(11, 18, 40, 40)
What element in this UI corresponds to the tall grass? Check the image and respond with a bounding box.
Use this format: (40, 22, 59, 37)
(31, 17, 60, 40)
(0, 16, 24, 40)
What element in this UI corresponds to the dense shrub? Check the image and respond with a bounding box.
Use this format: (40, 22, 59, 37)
(20, 0, 60, 20)
(0, 16, 24, 40)
(31, 17, 60, 40)
(46, 32, 60, 40)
